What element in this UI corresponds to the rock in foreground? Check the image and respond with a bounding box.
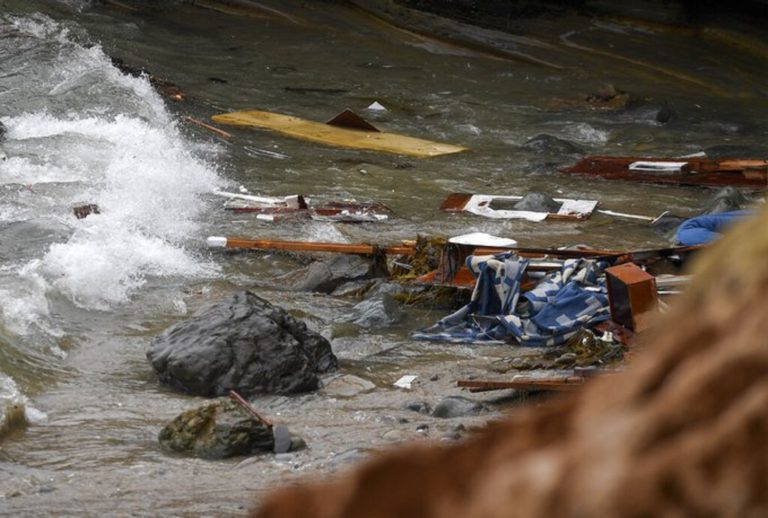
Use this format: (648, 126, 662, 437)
(147, 291, 337, 397)
(159, 399, 274, 459)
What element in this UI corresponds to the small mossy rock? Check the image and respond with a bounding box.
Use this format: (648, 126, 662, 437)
(159, 400, 273, 459)
(147, 291, 338, 397)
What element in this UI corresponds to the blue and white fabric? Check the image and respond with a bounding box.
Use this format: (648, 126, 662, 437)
(413, 252, 610, 346)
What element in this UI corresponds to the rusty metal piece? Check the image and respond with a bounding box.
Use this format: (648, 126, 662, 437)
(561, 156, 768, 188)
(229, 390, 273, 427)
(605, 263, 658, 332)
(73, 203, 100, 219)
(457, 376, 587, 392)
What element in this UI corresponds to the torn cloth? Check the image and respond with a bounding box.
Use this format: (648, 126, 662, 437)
(413, 253, 610, 346)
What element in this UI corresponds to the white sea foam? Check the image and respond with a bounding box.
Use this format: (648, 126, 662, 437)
(0, 16, 223, 317)
(561, 122, 610, 144)
(0, 261, 57, 336)
(12, 111, 224, 311)
(0, 373, 47, 428)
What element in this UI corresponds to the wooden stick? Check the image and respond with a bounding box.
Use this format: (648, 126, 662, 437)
(229, 390, 273, 427)
(207, 236, 413, 256)
(457, 377, 586, 392)
(184, 116, 233, 139)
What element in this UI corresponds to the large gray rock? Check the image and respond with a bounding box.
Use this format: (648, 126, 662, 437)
(147, 291, 337, 397)
(158, 399, 274, 459)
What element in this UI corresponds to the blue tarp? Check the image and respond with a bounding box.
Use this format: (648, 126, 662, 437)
(413, 253, 610, 346)
(674, 210, 751, 246)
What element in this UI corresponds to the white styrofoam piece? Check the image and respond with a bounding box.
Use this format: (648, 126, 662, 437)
(448, 232, 517, 247)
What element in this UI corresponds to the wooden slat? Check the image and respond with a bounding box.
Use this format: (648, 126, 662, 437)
(457, 377, 586, 392)
(223, 237, 413, 256)
(212, 109, 468, 158)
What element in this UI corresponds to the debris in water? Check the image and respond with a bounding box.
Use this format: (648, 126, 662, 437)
(211, 108, 468, 157)
(72, 203, 100, 220)
(184, 116, 232, 139)
(367, 101, 388, 111)
(394, 375, 418, 389)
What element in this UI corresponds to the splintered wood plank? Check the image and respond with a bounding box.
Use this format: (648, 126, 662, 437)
(211, 109, 468, 158)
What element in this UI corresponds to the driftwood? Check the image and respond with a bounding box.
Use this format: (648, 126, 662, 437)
(252, 207, 768, 517)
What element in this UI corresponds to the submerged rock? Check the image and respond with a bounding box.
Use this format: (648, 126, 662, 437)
(344, 293, 404, 328)
(147, 291, 338, 397)
(512, 192, 562, 213)
(404, 400, 432, 414)
(159, 399, 274, 459)
(290, 255, 386, 293)
(321, 374, 376, 397)
(702, 186, 746, 214)
(523, 134, 583, 156)
(0, 402, 28, 442)
(432, 396, 487, 419)
(652, 213, 687, 235)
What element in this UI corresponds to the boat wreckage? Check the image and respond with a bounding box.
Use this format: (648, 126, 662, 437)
(207, 231, 698, 354)
(561, 155, 768, 187)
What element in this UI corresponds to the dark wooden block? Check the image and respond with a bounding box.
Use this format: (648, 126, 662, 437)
(605, 263, 658, 332)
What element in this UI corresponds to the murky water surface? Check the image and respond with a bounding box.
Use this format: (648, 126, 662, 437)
(0, 0, 766, 514)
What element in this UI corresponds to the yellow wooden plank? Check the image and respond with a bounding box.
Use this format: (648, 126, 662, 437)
(211, 109, 469, 158)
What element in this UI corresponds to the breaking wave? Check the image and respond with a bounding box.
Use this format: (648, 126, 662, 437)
(0, 13, 222, 324)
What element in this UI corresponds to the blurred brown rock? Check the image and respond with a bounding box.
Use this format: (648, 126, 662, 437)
(251, 207, 768, 517)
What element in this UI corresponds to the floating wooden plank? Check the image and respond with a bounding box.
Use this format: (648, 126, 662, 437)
(440, 193, 599, 221)
(206, 236, 413, 256)
(561, 156, 768, 187)
(211, 109, 468, 158)
(457, 376, 587, 392)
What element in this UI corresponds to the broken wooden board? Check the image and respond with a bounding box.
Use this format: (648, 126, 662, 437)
(206, 236, 413, 256)
(561, 156, 768, 187)
(441, 193, 599, 221)
(457, 376, 587, 392)
(211, 109, 468, 158)
(216, 190, 390, 222)
(214, 190, 308, 210)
